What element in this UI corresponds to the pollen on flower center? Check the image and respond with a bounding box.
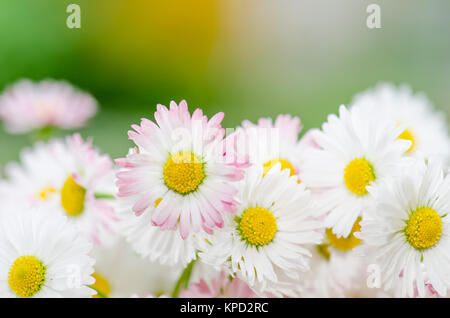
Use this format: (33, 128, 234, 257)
(8, 255, 46, 298)
(90, 272, 111, 298)
(37, 186, 56, 200)
(326, 217, 363, 251)
(163, 152, 205, 195)
(61, 175, 86, 216)
(398, 129, 415, 153)
(236, 207, 277, 247)
(405, 207, 442, 250)
(344, 158, 375, 196)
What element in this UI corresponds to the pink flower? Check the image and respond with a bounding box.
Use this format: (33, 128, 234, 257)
(0, 79, 97, 133)
(0, 133, 118, 245)
(116, 100, 244, 239)
(233, 114, 306, 180)
(180, 271, 258, 298)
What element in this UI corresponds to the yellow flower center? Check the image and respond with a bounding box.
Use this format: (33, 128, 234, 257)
(91, 272, 111, 298)
(344, 158, 375, 196)
(236, 207, 277, 247)
(326, 217, 363, 251)
(163, 152, 205, 195)
(398, 129, 415, 153)
(262, 158, 296, 177)
(61, 176, 86, 216)
(8, 255, 46, 298)
(37, 186, 56, 201)
(405, 207, 442, 250)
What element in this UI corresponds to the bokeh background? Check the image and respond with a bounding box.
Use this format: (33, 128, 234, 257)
(1, 0, 449, 164)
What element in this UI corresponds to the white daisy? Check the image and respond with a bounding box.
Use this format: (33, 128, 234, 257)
(358, 159, 450, 297)
(300, 105, 412, 237)
(89, 237, 182, 297)
(237, 114, 305, 180)
(199, 164, 322, 297)
(0, 134, 118, 244)
(0, 209, 95, 298)
(115, 100, 245, 239)
(302, 217, 368, 297)
(351, 83, 450, 162)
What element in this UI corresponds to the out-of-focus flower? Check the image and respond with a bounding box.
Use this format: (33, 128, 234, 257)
(302, 240, 367, 297)
(200, 164, 322, 297)
(130, 293, 170, 298)
(351, 83, 450, 163)
(0, 79, 97, 134)
(359, 159, 450, 297)
(115, 100, 245, 239)
(180, 271, 257, 298)
(301, 105, 412, 238)
(0, 133, 118, 245)
(0, 209, 95, 298)
(237, 114, 304, 181)
(89, 237, 182, 297)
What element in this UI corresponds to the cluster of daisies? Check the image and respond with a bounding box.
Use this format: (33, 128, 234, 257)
(0, 79, 449, 298)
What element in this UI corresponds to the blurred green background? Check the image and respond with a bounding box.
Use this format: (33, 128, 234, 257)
(1, 0, 449, 165)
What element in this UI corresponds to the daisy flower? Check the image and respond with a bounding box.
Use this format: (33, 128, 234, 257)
(358, 159, 450, 297)
(301, 212, 369, 297)
(0, 209, 95, 297)
(115, 100, 245, 239)
(89, 237, 182, 297)
(200, 164, 323, 297)
(0, 133, 118, 244)
(351, 83, 450, 162)
(0, 79, 97, 134)
(180, 270, 257, 298)
(303, 244, 366, 297)
(300, 105, 412, 237)
(237, 114, 304, 180)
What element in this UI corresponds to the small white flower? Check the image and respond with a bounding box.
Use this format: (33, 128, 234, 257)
(301, 105, 411, 237)
(351, 83, 450, 162)
(302, 246, 366, 298)
(302, 216, 368, 297)
(0, 134, 118, 245)
(0, 209, 95, 298)
(237, 114, 305, 180)
(359, 159, 450, 297)
(200, 164, 322, 297)
(89, 238, 183, 297)
(115, 101, 245, 239)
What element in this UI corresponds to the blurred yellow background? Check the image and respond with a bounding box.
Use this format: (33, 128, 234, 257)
(1, 0, 449, 164)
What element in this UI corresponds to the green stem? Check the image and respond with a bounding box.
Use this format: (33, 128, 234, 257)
(30, 126, 58, 142)
(171, 259, 196, 298)
(94, 193, 116, 199)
